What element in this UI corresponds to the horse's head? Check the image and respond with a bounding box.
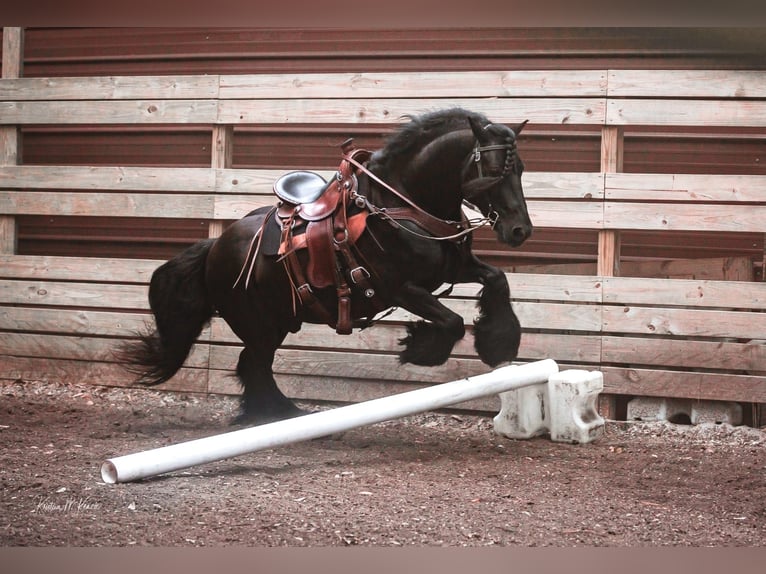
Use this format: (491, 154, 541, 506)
(461, 116, 533, 247)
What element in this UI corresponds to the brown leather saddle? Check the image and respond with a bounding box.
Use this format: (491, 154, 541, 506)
(272, 140, 383, 335)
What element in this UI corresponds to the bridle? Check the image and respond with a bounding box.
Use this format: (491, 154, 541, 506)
(468, 140, 518, 179)
(344, 128, 520, 242)
(460, 125, 520, 229)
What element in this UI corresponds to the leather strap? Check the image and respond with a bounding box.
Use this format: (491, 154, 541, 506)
(282, 246, 335, 326)
(281, 211, 368, 253)
(374, 206, 467, 241)
(345, 154, 470, 243)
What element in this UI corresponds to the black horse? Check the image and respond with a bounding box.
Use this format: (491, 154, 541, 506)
(121, 108, 533, 424)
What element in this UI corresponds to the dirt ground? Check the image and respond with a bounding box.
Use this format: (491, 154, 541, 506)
(1, 378, 765, 547)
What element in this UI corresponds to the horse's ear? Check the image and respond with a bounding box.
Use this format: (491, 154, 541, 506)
(514, 120, 529, 135)
(468, 115, 490, 143)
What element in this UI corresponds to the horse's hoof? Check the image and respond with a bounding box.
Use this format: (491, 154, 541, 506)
(230, 412, 258, 427)
(398, 321, 454, 366)
(231, 404, 309, 427)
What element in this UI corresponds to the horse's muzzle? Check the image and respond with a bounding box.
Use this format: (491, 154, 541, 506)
(506, 223, 533, 247)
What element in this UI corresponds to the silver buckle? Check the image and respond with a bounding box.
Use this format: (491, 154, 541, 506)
(350, 266, 371, 285)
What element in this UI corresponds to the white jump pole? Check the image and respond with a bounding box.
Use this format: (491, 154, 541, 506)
(101, 358, 558, 484)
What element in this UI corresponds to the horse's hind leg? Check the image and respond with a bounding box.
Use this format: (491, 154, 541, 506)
(233, 337, 306, 425)
(204, 212, 305, 425)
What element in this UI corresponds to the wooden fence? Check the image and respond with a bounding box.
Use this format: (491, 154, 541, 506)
(2, 27, 765, 416)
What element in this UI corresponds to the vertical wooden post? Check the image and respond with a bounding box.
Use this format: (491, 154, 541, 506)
(208, 124, 233, 238)
(2, 27, 23, 77)
(761, 241, 765, 281)
(1, 27, 24, 255)
(597, 230, 621, 277)
(597, 126, 623, 277)
(597, 125, 624, 419)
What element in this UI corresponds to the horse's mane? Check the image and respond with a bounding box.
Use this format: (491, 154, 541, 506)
(369, 107, 489, 174)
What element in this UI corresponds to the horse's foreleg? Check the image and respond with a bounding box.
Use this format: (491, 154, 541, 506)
(459, 256, 521, 367)
(393, 282, 466, 366)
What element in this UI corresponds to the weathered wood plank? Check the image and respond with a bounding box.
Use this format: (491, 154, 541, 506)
(597, 125, 623, 278)
(0, 255, 160, 282)
(0, 126, 21, 165)
(602, 367, 766, 403)
(602, 336, 766, 372)
(518, 332, 601, 363)
(602, 305, 766, 339)
(509, 262, 598, 276)
(0, 165, 604, 201)
(0, 306, 215, 341)
(280, 374, 500, 412)
(451, 273, 604, 303)
(0, 98, 604, 126)
(607, 70, 766, 98)
(521, 172, 604, 199)
(0, 355, 208, 393)
(0, 332, 209, 368)
(217, 98, 607, 125)
(603, 202, 766, 232)
(0, 29, 21, 258)
(0, 332, 121, 362)
(215, 168, 333, 194)
(0, 100, 219, 124)
(219, 70, 609, 99)
(526, 200, 604, 229)
(598, 230, 621, 276)
(0, 70, 608, 103)
(0, 164, 282, 194)
(605, 173, 766, 202)
(600, 125, 624, 173)
(620, 256, 754, 282)
(1, 28, 23, 80)
(603, 276, 766, 309)
(210, 125, 234, 239)
(0, 191, 215, 218)
(213, 194, 278, 220)
(0, 165, 217, 191)
(0, 215, 15, 254)
(0, 280, 148, 309)
(0, 75, 220, 101)
(594, 131, 619, 414)
(211, 125, 233, 170)
(0, 307, 152, 336)
(526, 300, 604, 332)
(606, 98, 766, 127)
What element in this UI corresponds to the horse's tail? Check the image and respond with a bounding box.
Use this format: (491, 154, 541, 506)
(118, 238, 216, 386)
